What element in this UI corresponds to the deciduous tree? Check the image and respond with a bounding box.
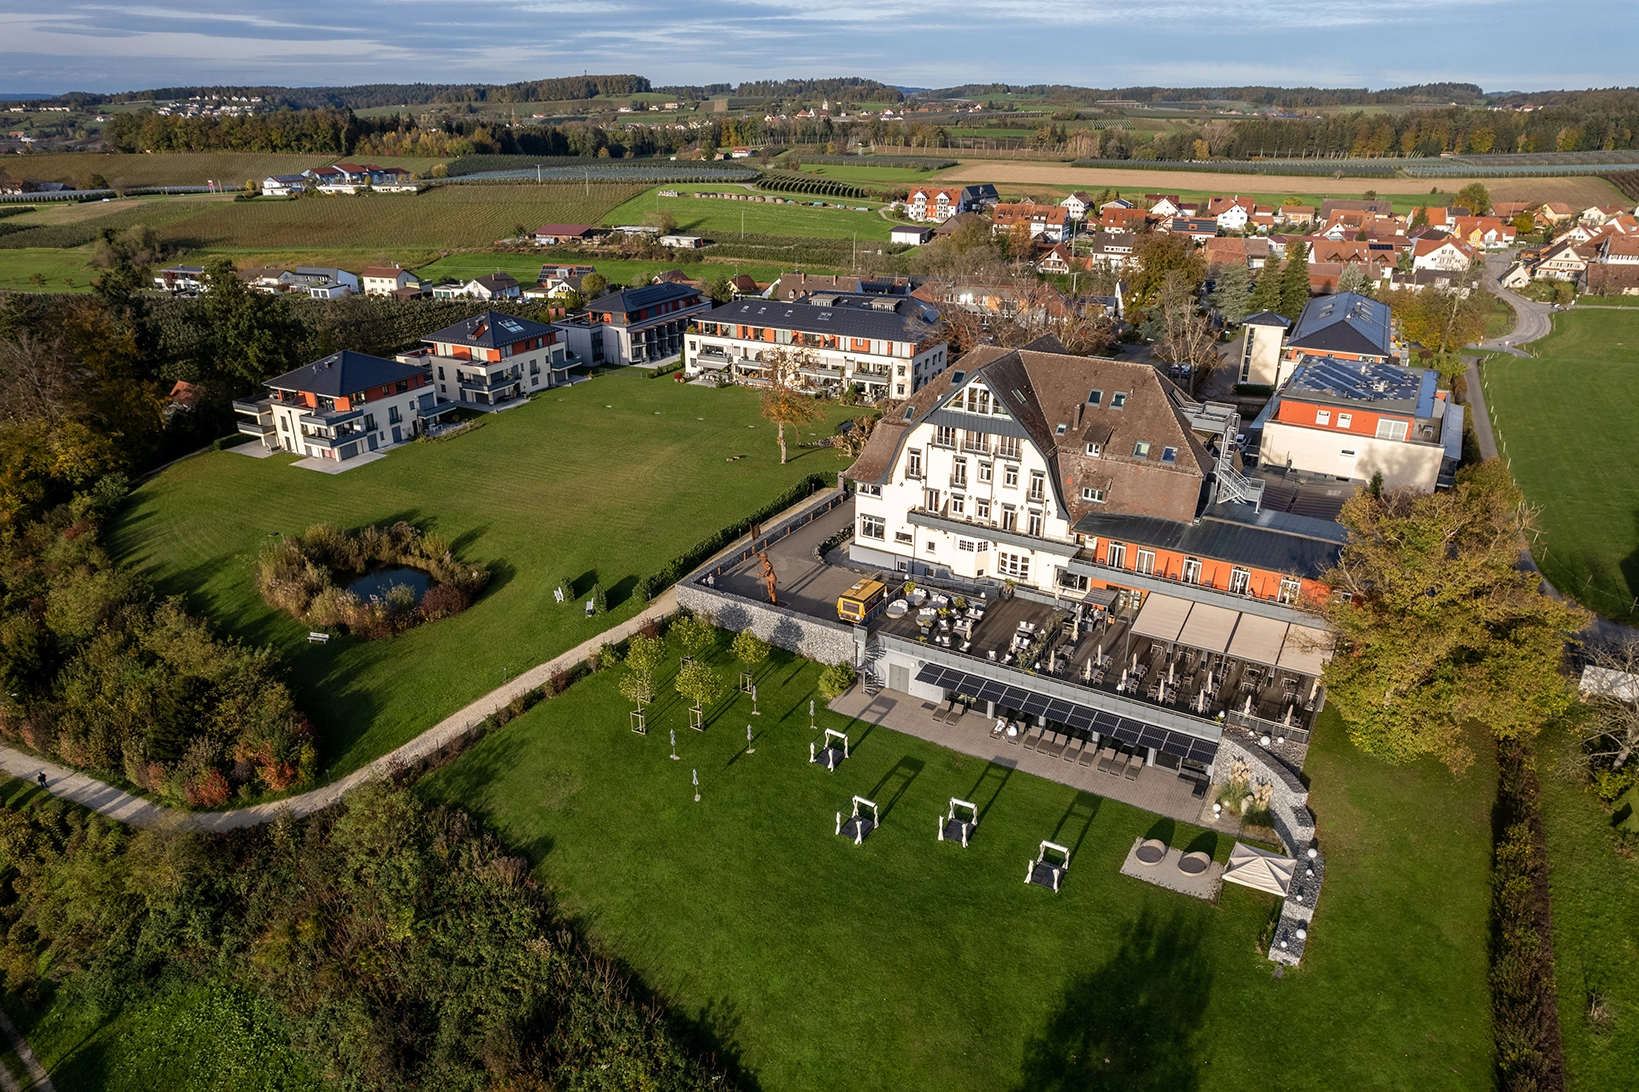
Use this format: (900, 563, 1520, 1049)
(758, 349, 823, 463)
(1320, 460, 1588, 772)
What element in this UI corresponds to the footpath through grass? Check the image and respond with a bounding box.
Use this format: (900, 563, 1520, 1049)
(109, 370, 852, 782)
(421, 642, 1495, 1091)
(1482, 309, 1639, 621)
(1537, 728, 1639, 1087)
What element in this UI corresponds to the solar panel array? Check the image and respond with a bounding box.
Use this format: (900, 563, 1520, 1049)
(914, 664, 1220, 766)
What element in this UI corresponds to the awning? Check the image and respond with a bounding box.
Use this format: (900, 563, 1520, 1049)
(1131, 592, 1192, 643)
(1276, 624, 1331, 677)
(1080, 587, 1118, 609)
(1227, 613, 1289, 667)
(914, 663, 1219, 766)
(1221, 842, 1296, 896)
(1176, 602, 1240, 654)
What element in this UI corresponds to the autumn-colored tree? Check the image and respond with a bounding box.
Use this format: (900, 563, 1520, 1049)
(758, 349, 823, 463)
(1128, 232, 1206, 308)
(1320, 460, 1588, 772)
(1455, 182, 1492, 217)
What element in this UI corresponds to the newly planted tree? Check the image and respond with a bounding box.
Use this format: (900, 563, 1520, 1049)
(758, 349, 824, 464)
(675, 659, 727, 729)
(671, 611, 717, 661)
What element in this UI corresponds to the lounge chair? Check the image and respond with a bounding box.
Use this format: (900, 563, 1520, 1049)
(1039, 732, 1066, 759)
(1021, 727, 1044, 751)
(1062, 739, 1083, 763)
(1005, 725, 1020, 746)
(1078, 742, 1098, 767)
(1123, 753, 1143, 780)
(1096, 746, 1120, 774)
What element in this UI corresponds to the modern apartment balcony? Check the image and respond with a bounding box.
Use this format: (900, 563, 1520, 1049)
(299, 407, 364, 429)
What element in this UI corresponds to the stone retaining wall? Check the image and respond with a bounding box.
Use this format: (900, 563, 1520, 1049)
(676, 583, 859, 666)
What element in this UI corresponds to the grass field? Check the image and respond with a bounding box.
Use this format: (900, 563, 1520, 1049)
(421, 644, 1496, 1092)
(108, 370, 853, 783)
(799, 164, 941, 183)
(8, 151, 448, 189)
(413, 251, 797, 290)
(0, 247, 99, 291)
(1536, 729, 1639, 1089)
(1482, 309, 1639, 621)
(602, 186, 893, 241)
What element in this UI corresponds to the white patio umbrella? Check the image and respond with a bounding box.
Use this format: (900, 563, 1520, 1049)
(1222, 842, 1296, 896)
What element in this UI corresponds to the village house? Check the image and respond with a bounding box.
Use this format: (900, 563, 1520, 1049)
(992, 203, 1071, 243)
(402, 311, 571, 405)
(533, 224, 597, 245)
(234, 351, 454, 461)
(906, 186, 982, 223)
(687, 293, 946, 399)
(557, 282, 710, 368)
(1450, 216, 1517, 250)
(1100, 206, 1150, 233)
(360, 265, 421, 296)
(890, 224, 937, 246)
(153, 265, 207, 292)
(1237, 312, 1291, 385)
(261, 174, 309, 197)
(1146, 194, 1183, 218)
(1411, 237, 1477, 272)
(1059, 192, 1098, 220)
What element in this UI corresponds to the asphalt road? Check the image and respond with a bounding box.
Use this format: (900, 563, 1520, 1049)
(1473, 251, 1554, 355)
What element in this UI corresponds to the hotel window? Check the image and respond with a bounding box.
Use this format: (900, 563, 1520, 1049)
(1376, 418, 1409, 441)
(1085, 442, 1101, 457)
(1229, 567, 1251, 594)
(1003, 465, 1019, 488)
(997, 436, 1021, 459)
(951, 494, 966, 516)
(1026, 510, 1043, 536)
(951, 458, 968, 487)
(1133, 441, 1151, 459)
(934, 425, 956, 447)
(1337, 413, 1352, 428)
(997, 552, 1030, 579)
(1134, 549, 1156, 575)
(978, 461, 993, 484)
(976, 498, 991, 520)
(905, 449, 923, 479)
(860, 514, 885, 540)
(964, 430, 989, 452)
(1081, 487, 1105, 503)
(1278, 577, 1302, 604)
(1000, 505, 1018, 531)
(857, 483, 882, 497)
(924, 488, 941, 511)
(1315, 410, 1331, 425)
(1106, 542, 1127, 568)
(1182, 557, 1202, 584)
(1028, 470, 1045, 502)
(1059, 570, 1090, 592)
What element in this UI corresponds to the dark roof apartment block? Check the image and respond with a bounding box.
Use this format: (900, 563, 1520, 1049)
(1286, 292, 1392, 358)
(423, 311, 556, 350)
(267, 351, 427, 398)
(699, 294, 938, 343)
(586, 282, 702, 320)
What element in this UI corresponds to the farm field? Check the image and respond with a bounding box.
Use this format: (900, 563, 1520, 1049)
(5, 151, 449, 189)
(108, 369, 855, 782)
(1482, 309, 1639, 621)
(1535, 728, 1639, 1089)
(0, 184, 644, 253)
(0, 247, 101, 291)
(602, 185, 893, 241)
(421, 649, 1496, 1092)
(928, 161, 1630, 208)
(796, 163, 942, 183)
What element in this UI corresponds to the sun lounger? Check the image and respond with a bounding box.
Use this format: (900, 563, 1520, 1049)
(1123, 753, 1143, 780)
(1078, 742, 1097, 767)
(1062, 739, 1083, 763)
(1021, 727, 1044, 751)
(1038, 733, 1066, 759)
(1096, 746, 1120, 774)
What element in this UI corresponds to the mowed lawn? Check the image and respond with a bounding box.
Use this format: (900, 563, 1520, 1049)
(1483, 309, 1639, 620)
(422, 643, 1495, 1092)
(602, 185, 894, 241)
(11, 151, 448, 189)
(109, 371, 853, 780)
(413, 251, 800, 291)
(1535, 728, 1639, 1088)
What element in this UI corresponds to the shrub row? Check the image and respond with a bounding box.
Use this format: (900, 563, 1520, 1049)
(1490, 743, 1567, 1092)
(633, 473, 831, 602)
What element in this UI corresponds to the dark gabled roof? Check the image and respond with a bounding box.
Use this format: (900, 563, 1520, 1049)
(266, 351, 425, 398)
(1071, 504, 1344, 580)
(472, 272, 519, 291)
(1286, 291, 1392, 357)
(701, 297, 938, 341)
(587, 282, 700, 314)
(423, 310, 555, 349)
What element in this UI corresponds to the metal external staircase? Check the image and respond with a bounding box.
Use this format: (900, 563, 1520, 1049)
(861, 637, 885, 696)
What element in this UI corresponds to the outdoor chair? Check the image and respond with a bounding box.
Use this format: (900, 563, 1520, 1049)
(1097, 746, 1120, 774)
(1123, 754, 1143, 781)
(1039, 732, 1066, 760)
(1062, 739, 1083, 763)
(1078, 742, 1098, 767)
(1021, 727, 1044, 751)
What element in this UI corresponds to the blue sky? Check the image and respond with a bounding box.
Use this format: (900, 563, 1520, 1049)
(0, 0, 1626, 94)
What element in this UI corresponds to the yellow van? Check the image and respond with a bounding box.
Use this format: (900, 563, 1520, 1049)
(837, 578, 887, 623)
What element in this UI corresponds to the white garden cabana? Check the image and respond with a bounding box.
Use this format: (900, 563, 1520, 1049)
(1221, 841, 1296, 896)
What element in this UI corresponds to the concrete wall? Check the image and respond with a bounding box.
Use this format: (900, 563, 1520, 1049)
(1259, 420, 1442, 491)
(1242, 324, 1284, 385)
(677, 583, 860, 667)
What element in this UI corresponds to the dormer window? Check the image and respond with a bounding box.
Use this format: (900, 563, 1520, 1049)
(1086, 442, 1101, 457)
(1055, 423, 1067, 436)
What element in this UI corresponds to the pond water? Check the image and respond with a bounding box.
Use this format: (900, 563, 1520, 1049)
(348, 566, 432, 603)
